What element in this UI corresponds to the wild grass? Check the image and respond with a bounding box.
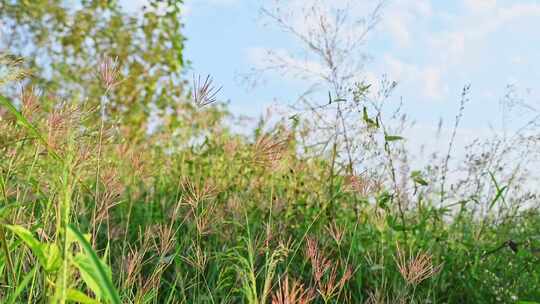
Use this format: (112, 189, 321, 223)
(0, 55, 539, 304)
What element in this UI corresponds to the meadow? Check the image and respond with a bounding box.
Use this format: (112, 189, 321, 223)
(1, 1, 540, 303)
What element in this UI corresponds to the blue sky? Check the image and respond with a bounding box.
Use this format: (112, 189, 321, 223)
(123, 0, 540, 138)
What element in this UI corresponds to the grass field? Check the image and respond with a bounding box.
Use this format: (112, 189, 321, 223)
(0, 53, 539, 303)
(1, 0, 540, 301)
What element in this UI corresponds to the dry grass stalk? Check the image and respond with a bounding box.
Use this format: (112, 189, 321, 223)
(364, 289, 384, 304)
(192, 74, 222, 108)
(124, 246, 148, 289)
(195, 203, 216, 236)
(74, 143, 95, 168)
(223, 139, 239, 156)
(180, 179, 218, 235)
(272, 276, 315, 304)
(394, 243, 443, 286)
(153, 224, 176, 256)
(115, 143, 151, 184)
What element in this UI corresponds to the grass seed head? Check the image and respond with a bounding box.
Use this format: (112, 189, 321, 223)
(394, 243, 443, 286)
(253, 133, 290, 169)
(192, 74, 222, 108)
(272, 276, 315, 304)
(98, 56, 120, 91)
(20, 85, 40, 120)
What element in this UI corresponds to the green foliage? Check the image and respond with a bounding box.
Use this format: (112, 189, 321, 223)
(0, 1, 539, 304)
(0, 0, 187, 139)
(69, 224, 121, 304)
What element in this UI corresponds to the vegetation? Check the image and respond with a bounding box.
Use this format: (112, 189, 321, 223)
(0, 1, 539, 303)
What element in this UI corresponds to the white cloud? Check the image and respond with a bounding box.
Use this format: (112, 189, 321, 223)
(463, 0, 497, 13)
(455, 2, 540, 39)
(421, 1, 540, 73)
(381, 0, 432, 48)
(202, 0, 239, 5)
(365, 1, 540, 103)
(246, 0, 540, 106)
(511, 56, 524, 65)
(429, 32, 466, 65)
(383, 55, 445, 101)
(423, 67, 444, 100)
(246, 47, 329, 84)
(384, 16, 411, 47)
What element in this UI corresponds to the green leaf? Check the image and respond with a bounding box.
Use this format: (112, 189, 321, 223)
(73, 253, 110, 300)
(384, 135, 405, 142)
(411, 170, 429, 186)
(66, 288, 101, 304)
(488, 171, 507, 211)
(377, 191, 392, 209)
(362, 107, 378, 128)
(4, 224, 61, 272)
(386, 215, 407, 231)
(68, 224, 121, 304)
(0, 202, 23, 219)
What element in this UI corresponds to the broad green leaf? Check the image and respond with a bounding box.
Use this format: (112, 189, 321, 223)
(73, 253, 109, 300)
(3, 225, 42, 256)
(68, 224, 121, 304)
(43, 243, 62, 272)
(66, 288, 101, 304)
(3, 224, 60, 272)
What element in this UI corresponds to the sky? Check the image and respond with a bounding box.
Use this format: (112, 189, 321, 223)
(121, 0, 540, 147)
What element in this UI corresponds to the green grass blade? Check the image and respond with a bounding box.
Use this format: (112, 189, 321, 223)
(488, 171, 507, 211)
(5, 264, 37, 304)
